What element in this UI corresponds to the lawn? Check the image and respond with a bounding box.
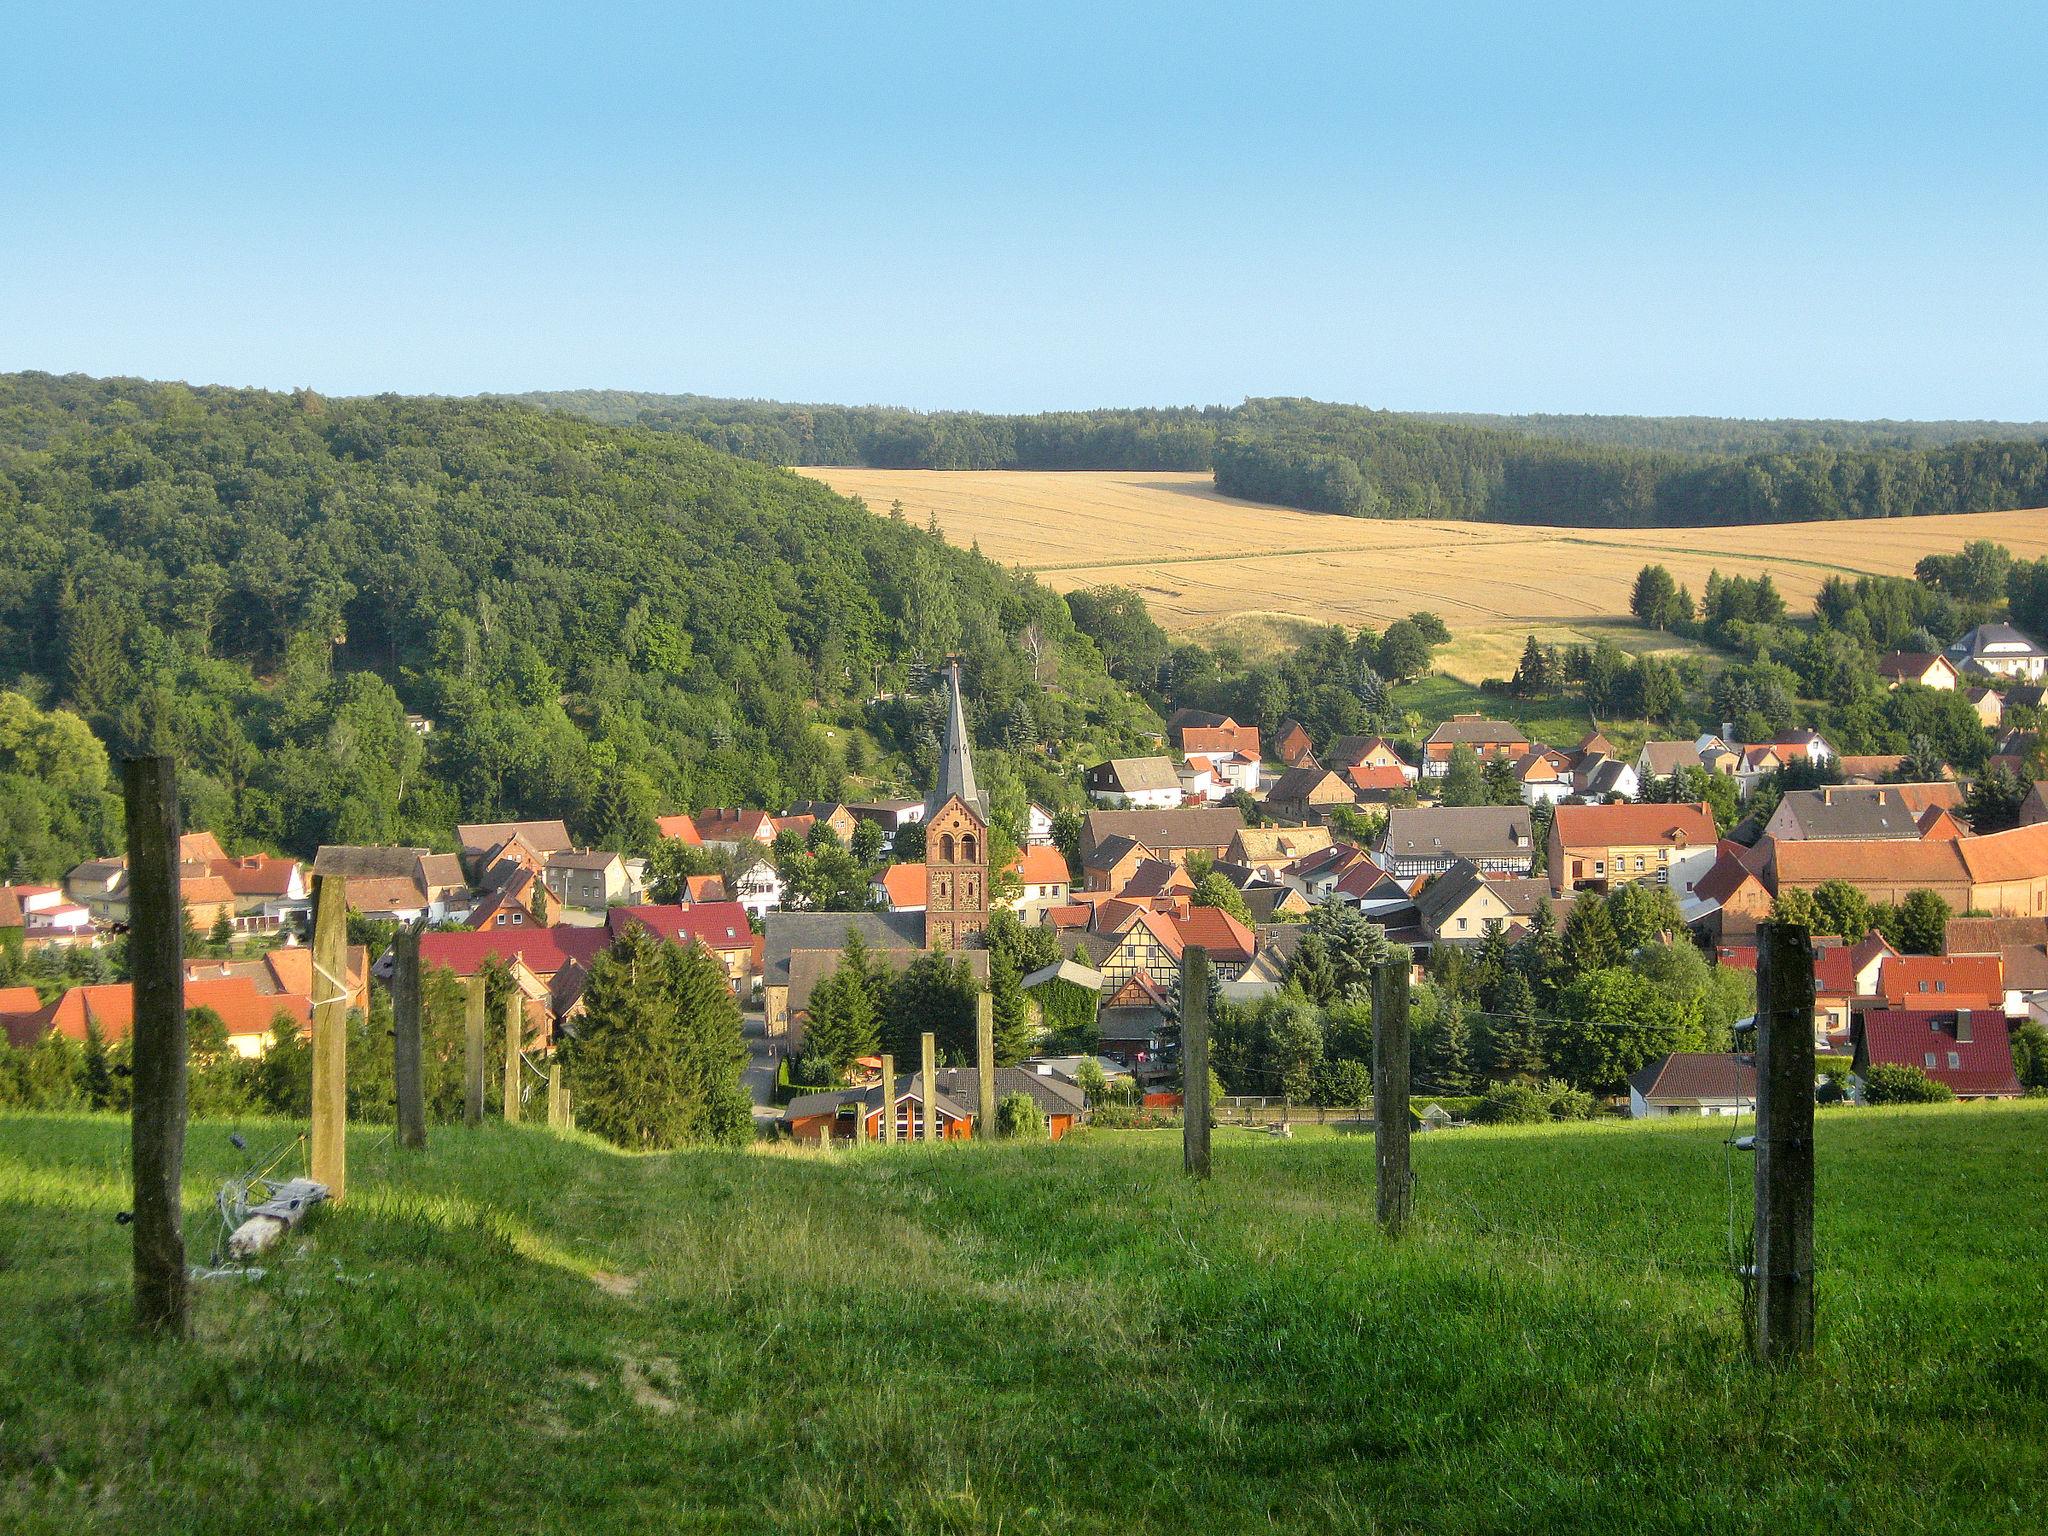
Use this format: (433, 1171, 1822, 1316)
(2, 1105, 2045, 1533)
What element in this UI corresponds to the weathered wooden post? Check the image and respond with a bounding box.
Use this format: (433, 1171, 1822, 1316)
(392, 919, 427, 1151)
(1753, 918, 1817, 1364)
(463, 976, 486, 1128)
(503, 989, 522, 1124)
(1182, 944, 1212, 1179)
(975, 991, 997, 1137)
(921, 1031, 939, 1143)
(123, 756, 188, 1338)
(309, 872, 349, 1203)
(1372, 947, 1413, 1236)
(879, 1052, 897, 1144)
(547, 1061, 566, 1130)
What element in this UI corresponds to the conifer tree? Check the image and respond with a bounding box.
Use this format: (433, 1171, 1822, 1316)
(1560, 893, 1622, 976)
(989, 948, 1033, 1066)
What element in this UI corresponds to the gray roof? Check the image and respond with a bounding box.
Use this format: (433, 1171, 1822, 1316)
(1379, 806, 1533, 861)
(456, 820, 574, 859)
(1770, 786, 1948, 842)
(762, 910, 926, 987)
(1082, 806, 1244, 855)
(548, 850, 623, 870)
(1637, 740, 1705, 777)
(1082, 834, 1147, 871)
(1022, 958, 1105, 991)
(783, 1071, 971, 1123)
(930, 1065, 1087, 1116)
(1060, 931, 1118, 968)
(1089, 756, 1182, 794)
(925, 662, 987, 821)
(1425, 716, 1525, 745)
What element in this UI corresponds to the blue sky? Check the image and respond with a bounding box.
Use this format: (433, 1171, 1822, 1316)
(5, 3, 2044, 417)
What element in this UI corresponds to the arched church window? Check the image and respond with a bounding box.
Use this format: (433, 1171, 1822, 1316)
(962, 833, 978, 864)
(941, 833, 956, 863)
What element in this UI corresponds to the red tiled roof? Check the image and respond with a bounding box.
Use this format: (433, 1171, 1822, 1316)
(419, 926, 609, 980)
(1877, 954, 2004, 1011)
(654, 814, 702, 846)
(1013, 844, 1070, 886)
(1629, 1052, 1756, 1104)
(209, 854, 302, 897)
(1173, 906, 1257, 963)
(1552, 802, 1716, 850)
(1344, 763, 1409, 792)
(694, 808, 774, 843)
(1956, 822, 2048, 884)
(874, 863, 928, 908)
(1860, 1009, 2023, 1097)
(1813, 932, 1894, 996)
(17, 977, 311, 1048)
(1046, 905, 1092, 930)
(606, 902, 754, 951)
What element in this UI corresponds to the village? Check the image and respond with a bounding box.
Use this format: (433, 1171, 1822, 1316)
(8, 618, 2044, 1133)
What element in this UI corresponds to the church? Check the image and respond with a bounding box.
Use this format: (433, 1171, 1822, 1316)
(761, 661, 991, 1042)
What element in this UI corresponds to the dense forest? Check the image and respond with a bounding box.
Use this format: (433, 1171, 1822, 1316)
(517, 390, 2048, 529)
(0, 373, 1148, 879)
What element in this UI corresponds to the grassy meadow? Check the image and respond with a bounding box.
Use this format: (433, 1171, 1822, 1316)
(799, 467, 2048, 680)
(2, 1105, 2044, 1533)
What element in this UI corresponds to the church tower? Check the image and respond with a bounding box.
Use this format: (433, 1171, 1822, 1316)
(923, 660, 989, 950)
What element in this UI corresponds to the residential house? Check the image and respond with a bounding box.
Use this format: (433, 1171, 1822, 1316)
(1687, 841, 1775, 942)
(207, 853, 309, 935)
(848, 799, 927, 834)
(1877, 651, 1961, 690)
(1511, 748, 1574, 807)
(1762, 837, 1973, 909)
(1176, 756, 1219, 805)
(1577, 756, 1641, 802)
(545, 850, 633, 914)
(1414, 860, 1565, 946)
(1694, 736, 1741, 778)
(1326, 735, 1417, 781)
(1261, 766, 1356, 825)
(63, 858, 129, 922)
(0, 986, 43, 1047)
(1079, 807, 1244, 868)
(1227, 825, 1335, 876)
(1852, 1009, 2024, 1098)
(1730, 744, 1784, 799)
(930, 1066, 1087, 1138)
(1953, 822, 2048, 916)
(1548, 802, 1717, 897)
(1272, 720, 1316, 769)
(14, 975, 314, 1057)
(1763, 783, 1966, 843)
(783, 1073, 974, 1143)
(312, 845, 457, 923)
(456, 819, 574, 872)
(1947, 621, 2048, 682)
(1085, 757, 1185, 809)
(1876, 954, 2005, 1014)
(1025, 803, 1056, 846)
(1181, 725, 1261, 796)
(1419, 716, 1531, 778)
(1945, 915, 2048, 1017)
(1627, 1053, 1756, 1118)
(730, 859, 784, 920)
(785, 802, 860, 844)
(1011, 843, 1072, 922)
(2020, 782, 2048, 828)
(1081, 834, 1155, 894)
(3, 885, 94, 948)
(871, 863, 928, 913)
(1343, 763, 1412, 803)
(1377, 806, 1536, 880)
(1967, 687, 2005, 730)
(1768, 729, 1835, 769)
(1280, 843, 1373, 903)
(1636, 740, 1705, 788)
(1097, 907, 1255, 994)
(692, 808, 777, 852)
(606, 903, 756, 995)
(1833, 754, 1912, 784)
(1813, 933, 1897, 1039)
(1165, 709, 1259, 760)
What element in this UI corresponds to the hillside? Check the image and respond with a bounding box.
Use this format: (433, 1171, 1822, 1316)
(793, 467, 2048, 668)
(3, 1106, 2043, 1532)
(0, 373, 1146, 878)
(520, 390, 2048, 529)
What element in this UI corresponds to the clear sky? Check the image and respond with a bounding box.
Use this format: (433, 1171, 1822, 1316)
(6, 3, 2045, 418)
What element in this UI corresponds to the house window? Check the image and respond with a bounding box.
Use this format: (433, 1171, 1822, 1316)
(1947, 1051, 1961, 1069)
(1924, 1052, 1937, 1067)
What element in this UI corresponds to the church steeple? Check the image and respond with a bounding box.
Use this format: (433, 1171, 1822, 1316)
(922, 659, 989, 950)
(925, 659, 986, 823)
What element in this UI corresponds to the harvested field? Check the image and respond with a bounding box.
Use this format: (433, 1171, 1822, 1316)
(800, 467, 2048, 677)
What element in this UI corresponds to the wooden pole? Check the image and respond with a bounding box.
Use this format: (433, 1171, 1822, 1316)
(308, 872, 349, 1203)
(391, 919, 426, 1151)
(1753, 918, 1817, 1365)
(921, 1031, 938, 1144)
(547, 1061, 565, 1130)
(503, 988, 522, 1124)
(463, 976, 485, 1128)
(1372, 947, 1413, 1236)
(879, 1052, 897, 1144)
(123, 756, 188, 1339)
(975, 991, 997, 1137)
(1182, 944, 1212, 1179)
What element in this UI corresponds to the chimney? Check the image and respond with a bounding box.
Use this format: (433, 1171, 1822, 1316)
(1955, 1010, 1974, 1044)
(1821, 788, 1833, 805)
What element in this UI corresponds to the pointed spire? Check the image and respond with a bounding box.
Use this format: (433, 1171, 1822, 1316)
(925, 659, 986, 822)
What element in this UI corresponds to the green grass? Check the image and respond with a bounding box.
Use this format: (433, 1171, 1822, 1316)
(1395, 674, 1612, 753)
(3, 1106, 2046, 1533)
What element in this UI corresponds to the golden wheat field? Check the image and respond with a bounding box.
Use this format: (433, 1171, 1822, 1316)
(800, 467, 2048, 679)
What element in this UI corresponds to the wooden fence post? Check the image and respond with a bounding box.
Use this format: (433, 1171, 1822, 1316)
(392, 919, 426, 1151)
(1182, 944, 1212, 1179)
(463, 976, 485, 1128)
(1372, 947, 1413, 1236)
(976, 991, 997, 1138)
(123, 756, 188, 1338)
(503, 989, 522, 1124)
(1753, 918, 1817, 1364)
(309, 872, 349, 1203)
(548, 1062, 566, 1130)
(921, 1031, 939, 1144)
(879, 1052, 897, 1145)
